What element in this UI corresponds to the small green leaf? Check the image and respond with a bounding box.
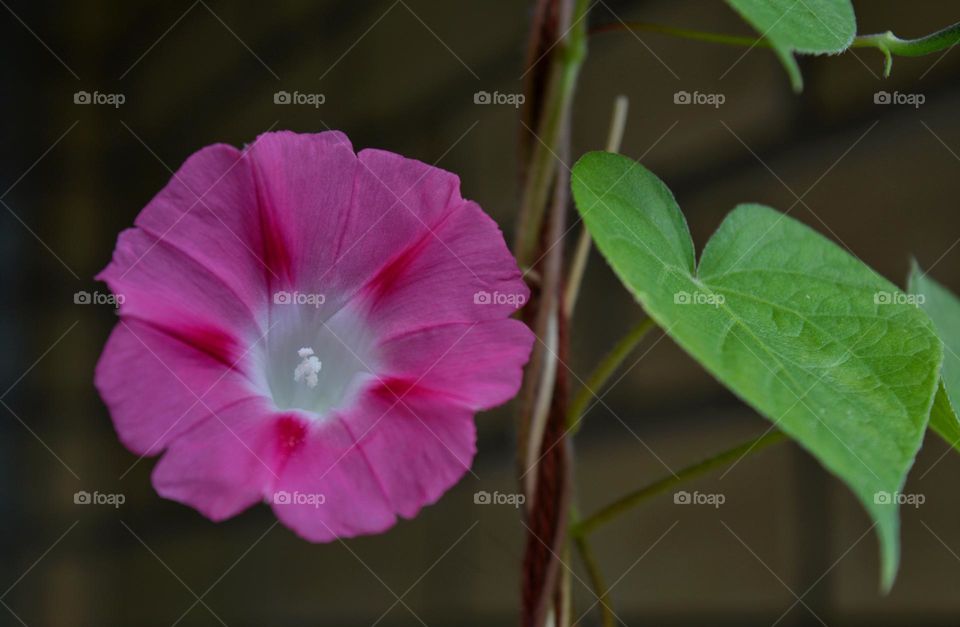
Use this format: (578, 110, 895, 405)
(929, 382, 960, 450)
(571, 151, 942, 590)
(909, 265, 960, 449)
(724, 0, 856, 91)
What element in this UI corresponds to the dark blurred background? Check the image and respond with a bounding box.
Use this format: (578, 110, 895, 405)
(3, 1, 960, 625)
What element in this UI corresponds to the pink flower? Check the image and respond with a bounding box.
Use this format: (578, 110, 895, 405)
(95, 131, 533, 541)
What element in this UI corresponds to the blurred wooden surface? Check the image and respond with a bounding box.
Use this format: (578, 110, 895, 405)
(2, 0, 960, 625)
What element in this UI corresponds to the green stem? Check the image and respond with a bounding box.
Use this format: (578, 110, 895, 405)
(566, 317, 656, 433)
(593, 20, 960, 77)
(852, 23, 960, 76)
(564, 95, 629, 319)
(559, 544, 573, 627)
(573, 430, 787, 537)
(853, 22, 960, 56)
(591, 20, 769, 48)
(515, 0, 591, 268)
(571, 522, 615, 627)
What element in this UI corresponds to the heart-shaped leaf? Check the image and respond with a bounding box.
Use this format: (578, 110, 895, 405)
(571, 151, 942, 589)
(724, 0, 856, 91)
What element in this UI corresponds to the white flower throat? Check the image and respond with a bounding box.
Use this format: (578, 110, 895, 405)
(265, 304, 381, 417)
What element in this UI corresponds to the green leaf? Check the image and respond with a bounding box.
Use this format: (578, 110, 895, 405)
(929, 382, 960, 450)
(571, 151, 942, 590)
(724, 0, 856, 91)
(909, 265, 960, 450)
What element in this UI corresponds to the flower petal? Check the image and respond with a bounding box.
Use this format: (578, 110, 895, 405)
(357, 200, 530, 338)
(327, 148, 462, 299)
(95, 319, 261, 456)
(109, 143, 272, 327)
(340, 384, 478, 519)
(99, 227, 265, 343)
(245, 130, 359, 299)
(249, 140, 462, 305)
(152, 397, 287, 521)
(377, 320, 534, 410)
(270, 417, 395, 541)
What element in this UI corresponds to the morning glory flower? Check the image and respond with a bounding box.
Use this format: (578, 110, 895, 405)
(95, 131, 533, 541)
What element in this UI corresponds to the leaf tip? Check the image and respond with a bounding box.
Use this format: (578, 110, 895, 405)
(875, 508, 901, 594)
(907, 257, 923, 285)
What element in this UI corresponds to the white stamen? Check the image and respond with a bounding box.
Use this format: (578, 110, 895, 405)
(294, 347, 322, 388)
